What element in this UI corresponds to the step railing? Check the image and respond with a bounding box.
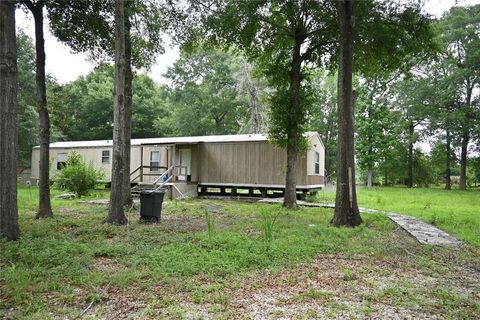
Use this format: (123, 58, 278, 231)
(152, 165, 174, 186)
(151, 165, 188, 187)
(130, 165, 168, 182)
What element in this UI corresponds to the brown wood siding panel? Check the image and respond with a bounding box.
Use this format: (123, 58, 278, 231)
(199, 141, 307, 186)
(307, 175, 325, 185)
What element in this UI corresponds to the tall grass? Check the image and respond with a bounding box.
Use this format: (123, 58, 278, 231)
(316, 186, 480, 246)
(2, 190, 479, 318)
(259, 206, 282, 250)
(204, 209, 215, 242)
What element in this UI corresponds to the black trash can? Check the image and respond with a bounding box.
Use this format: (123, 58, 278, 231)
(140, 189, 165, 222)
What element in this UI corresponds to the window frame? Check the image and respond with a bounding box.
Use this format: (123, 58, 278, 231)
(57, 152, 68, 170)
(150, 150, 161, 172)
(101, 150, 110, 164)
(314, 151, 320, 175)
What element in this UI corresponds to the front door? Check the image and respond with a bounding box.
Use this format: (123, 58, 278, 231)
(179, 149, 191, 181)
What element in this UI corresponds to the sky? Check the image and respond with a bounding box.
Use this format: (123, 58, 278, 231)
(15, 0, 480, 85)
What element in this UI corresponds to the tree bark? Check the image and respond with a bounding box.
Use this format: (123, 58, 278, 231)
(459, 130, 469, 190)
(25, 1, 53, 218)
(106, 0, 128, 224)
(331, 0, 362, 227)
(407, 121, 414, 188)
(122, 5, 133, 207)
(445, 129, 451, 190)
(283, 36, 303, 209)
(249, 83, 260, 134)
(366, 167, 373, 188)
(0, 0, 20, 241)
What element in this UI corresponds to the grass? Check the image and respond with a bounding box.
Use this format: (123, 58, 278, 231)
(316, 186, 480, 246)
(0, 186, 479, 319)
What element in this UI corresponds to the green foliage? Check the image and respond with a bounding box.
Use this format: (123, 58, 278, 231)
(354, 1, 436, 77)
(430, 141, 459, 179)
(266, 69, 313, 153)
(16, 31, 63, 165)
(435, 4, 480, 152)
(356, 75, 403, 184)
(188, 0, 339, 152)
(309, 71, 338, 177)
(412, 150, 436, 187)
(155, 46, 248, 136)
(49, 64, 168, 140)
(468, 157, 480, 187)
(47, 0, 165, 69)
(55, 152, 105, 197)
(16, 31, 38, 166)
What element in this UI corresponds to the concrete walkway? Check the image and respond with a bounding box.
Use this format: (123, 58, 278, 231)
(258, 198, 463, 247)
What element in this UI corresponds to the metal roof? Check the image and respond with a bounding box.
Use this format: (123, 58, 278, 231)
(35, 132, 319, 149)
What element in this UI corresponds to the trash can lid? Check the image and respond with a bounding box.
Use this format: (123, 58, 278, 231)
(141, 189, 165, 194)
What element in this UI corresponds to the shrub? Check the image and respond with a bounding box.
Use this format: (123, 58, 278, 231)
(55, 152, 104, 197)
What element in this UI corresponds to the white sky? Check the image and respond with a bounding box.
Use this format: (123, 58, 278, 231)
(15, 0, 480, 85)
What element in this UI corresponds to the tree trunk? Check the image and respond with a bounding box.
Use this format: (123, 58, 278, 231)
(0, 0, 20, 241)
(283, 37, 303, 209)
(459, 131, 469, 190)
(122, 5, 133, 207)
(250, 85, 260, 134)
(366, 167, 373, 188)
(445, 129, 451, 190)
(331, 0, 362, 227)
(407, 121, 414, 188)
(106, 0, 128, 225)
(22, 0, 53, 218)
(26, 1, 53, 218)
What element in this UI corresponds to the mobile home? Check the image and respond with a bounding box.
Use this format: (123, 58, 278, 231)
(31, 132, 325, 198)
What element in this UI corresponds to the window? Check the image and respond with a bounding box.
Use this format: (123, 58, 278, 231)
(57, 153, 68, 170)
(150, 151, 160, 171)
(101, 150, 110, 164)
(314, 151, 320, 175)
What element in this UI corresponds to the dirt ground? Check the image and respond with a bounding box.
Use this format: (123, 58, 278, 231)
(80, 231, 479, 319)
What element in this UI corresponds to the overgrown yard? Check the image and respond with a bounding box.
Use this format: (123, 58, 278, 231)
(1, 187, 479, 319)
(316, 187, 480, 247)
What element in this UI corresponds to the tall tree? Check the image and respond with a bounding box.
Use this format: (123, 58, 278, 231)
(185, 0, 433, 208)
(236, 59, 268, 134)
(48, 0, 165, 205)
(394, 78, 429, 188)
(0, 0, 20, 241)
(188, 0, 337, 208)
(356, 74, 402, 188)
(123, 2, 133, 206)
(420, 59, 460, 190)
(331, 0, 362, 227)
(22, 0, 52, 218)
(436, 5, 480, 190)
(105, 0, 128, 225)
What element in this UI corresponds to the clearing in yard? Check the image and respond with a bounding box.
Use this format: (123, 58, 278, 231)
(0, 187, 479, 319)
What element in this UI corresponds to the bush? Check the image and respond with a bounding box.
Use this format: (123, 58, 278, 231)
(55, 152, 104, 197)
